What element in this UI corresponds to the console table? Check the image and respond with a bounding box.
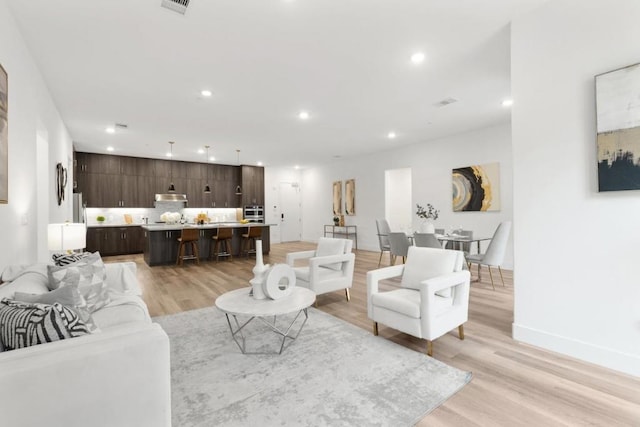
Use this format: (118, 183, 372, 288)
(324, 225, 358, 249)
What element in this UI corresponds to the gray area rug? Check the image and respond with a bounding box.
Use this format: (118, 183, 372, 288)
(154, 304, 472, 427)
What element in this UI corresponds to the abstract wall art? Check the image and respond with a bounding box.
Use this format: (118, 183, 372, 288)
(345, 179, 355, 215)
(452, 162, 501, 212)
(332, 180, 342, 215)
(595, 62, 640, 192)
(0, 63, 7, 204)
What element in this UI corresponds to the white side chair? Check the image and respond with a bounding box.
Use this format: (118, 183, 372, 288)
(466, 221, 511, 290)
(286, 237, 355, 302)
(367, 246, 471, 356)
(375, 219, 391, 267)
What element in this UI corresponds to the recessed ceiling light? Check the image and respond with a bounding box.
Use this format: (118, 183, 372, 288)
(106, 146, 114, 152)
(387, 131, 397, 139)
(201, 90, 212, 97)
(298, 111, 310, 120)
(294, 165, 300, 170)
(257, 161, 263, 166)
(209, 156, 215, 162)
(197, 148, 204, 154)
(502, 99, 514, 107)
(105, 127, 115, 134)
(410, 52, 426, 64)
(166, 152, 173, 158)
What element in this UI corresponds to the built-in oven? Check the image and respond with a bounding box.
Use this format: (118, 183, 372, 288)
(243, 205, 264, 223)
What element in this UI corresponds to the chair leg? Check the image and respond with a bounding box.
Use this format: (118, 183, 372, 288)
(391, 255, 396, 266)
(345, 288, 351, 302)
(426, 340, 433, 357)
(498, 266, 505, 286)
(488, 267, 496, 290)
(193, 242, 200, 264)
(378, 251, 383, 267)
(176, 242, 183, 265)
(373, 322, 378, 336)
(458, 324, 465, 340)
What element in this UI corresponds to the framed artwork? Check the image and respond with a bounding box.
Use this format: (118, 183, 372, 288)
(452, 162, 501, 212)
(345, 179, 355, 215)
(0, 63, 7, 204)
(595, 62, 640, 192)
(332, 181, 342, 215)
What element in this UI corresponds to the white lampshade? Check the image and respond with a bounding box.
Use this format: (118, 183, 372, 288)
(48, 223, 87, 252)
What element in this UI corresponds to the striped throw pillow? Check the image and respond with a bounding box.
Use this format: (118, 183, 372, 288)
(0, 299, 90, 350)
(52, 252, 91, 266)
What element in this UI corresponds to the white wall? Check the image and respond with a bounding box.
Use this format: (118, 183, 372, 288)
(0, 0, 73, 270)
(301, 123, 514, 268)
(511, 0, 640, 377)
(384, 168, 412, 231)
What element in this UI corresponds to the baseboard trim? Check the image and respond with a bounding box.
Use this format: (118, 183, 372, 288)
(512, 323, 640, 378)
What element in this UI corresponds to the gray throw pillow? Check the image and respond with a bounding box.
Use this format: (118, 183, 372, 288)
(0, 299, 90, 350)
(47, 252, 111, 313)
(13, 284, 97, 331)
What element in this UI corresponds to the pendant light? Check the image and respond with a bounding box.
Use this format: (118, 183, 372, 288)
(235, 149, 242, 195)
(203, 145, 211, 193)
(168, 141, 176, 193)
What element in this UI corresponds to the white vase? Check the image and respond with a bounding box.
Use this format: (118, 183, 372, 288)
(420, 220, 435, 234)
(249, 240, 268, 299)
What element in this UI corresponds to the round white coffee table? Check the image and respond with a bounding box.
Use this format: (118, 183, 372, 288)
(215, 287, 316, 354)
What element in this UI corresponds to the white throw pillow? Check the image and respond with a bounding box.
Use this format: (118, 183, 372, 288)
(315, 238, 346, 271)
(47, 252, 111, 313)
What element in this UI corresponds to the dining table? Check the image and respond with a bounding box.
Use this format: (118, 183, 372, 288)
(434, 233, 492, 253)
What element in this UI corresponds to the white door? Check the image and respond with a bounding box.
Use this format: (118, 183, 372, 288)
(279, 182, 301, 242)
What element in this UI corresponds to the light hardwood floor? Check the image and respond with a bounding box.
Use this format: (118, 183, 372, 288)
(105, 242, 640, 426)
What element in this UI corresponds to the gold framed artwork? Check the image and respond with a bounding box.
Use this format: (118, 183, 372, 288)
(0, 63, 7, 204)
(345, 179, 355, 215)
(452, 162, 501, 211)
(332, 180, 342, 215)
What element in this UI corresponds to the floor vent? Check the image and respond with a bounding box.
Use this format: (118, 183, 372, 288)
(161, 0, 190, 15)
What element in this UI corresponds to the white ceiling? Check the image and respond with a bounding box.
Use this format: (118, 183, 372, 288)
(7, 0, 547, 168)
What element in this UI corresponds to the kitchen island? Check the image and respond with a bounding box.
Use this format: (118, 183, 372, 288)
(141, 223, 275, 266)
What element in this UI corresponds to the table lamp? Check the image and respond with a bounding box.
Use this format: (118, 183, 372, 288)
(48, 223, 87, 254)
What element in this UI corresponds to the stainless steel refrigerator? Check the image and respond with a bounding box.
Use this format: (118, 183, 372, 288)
(72, 193, 85, 223)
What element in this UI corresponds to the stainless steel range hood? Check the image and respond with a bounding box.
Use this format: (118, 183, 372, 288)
(155, 193, 188, 203)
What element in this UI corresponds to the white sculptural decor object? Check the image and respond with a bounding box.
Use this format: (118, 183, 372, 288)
(250, 240, 268, 299)
(250, 240, 296, 300)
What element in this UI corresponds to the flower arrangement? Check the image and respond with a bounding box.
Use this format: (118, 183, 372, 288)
(416, 203, 439, 220)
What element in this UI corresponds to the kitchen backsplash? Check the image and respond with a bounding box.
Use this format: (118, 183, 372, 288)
(85, 205, 241, 226)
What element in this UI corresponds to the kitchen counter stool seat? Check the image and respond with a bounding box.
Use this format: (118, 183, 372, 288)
(242, 226, 263, 257)
(176, 228, 200, 265)
(211, 227, 233, 261)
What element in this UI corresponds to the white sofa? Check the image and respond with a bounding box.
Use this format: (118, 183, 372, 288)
(0, 261, 171, 427)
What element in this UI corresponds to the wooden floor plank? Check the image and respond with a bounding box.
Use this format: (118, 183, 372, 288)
(103, 243, 640, 426)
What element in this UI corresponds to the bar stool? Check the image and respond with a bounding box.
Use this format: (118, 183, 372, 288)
(241, 226, 263, 257)
(210, 227, 233, 261)
(176, 228, 200, 265)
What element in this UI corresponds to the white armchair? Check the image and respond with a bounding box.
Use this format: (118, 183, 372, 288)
(367, 246, 471, 356)
(286, 237, 355, 302)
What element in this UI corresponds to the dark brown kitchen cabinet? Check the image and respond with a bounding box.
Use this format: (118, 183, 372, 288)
(144, 229, 180, 266)
(86, 226, 144, 255)
(75, 152, 255, 209)
(241, 165, 265, 206)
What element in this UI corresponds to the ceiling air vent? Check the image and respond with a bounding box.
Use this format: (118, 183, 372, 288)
(161, 0, 190, 15)
(435, 97, 459, 107)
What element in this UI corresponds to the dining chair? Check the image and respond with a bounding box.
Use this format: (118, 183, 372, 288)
(445, 229, 473, 254)
(375, 219, 392, 267)
(388, 232, 411, 265)
(413, 233, 442, 249)
(466, 221, 511, 290)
